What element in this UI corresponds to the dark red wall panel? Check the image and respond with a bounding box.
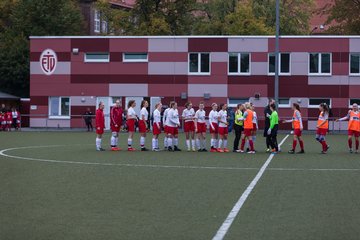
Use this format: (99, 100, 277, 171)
(71, 38, 109, 52)
(188, 38, 228, 52)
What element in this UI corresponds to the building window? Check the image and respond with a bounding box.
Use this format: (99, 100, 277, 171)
(309, 98, 331, 108)
(309, 53, 331, 75)
(94, 10, 100, 33)
(189, 53, 210, 74)
(228, 53, 250, 75)
(350, 99, 360, 106)
(49, 97, 70, 118)
(84, 53, 110, 63)
(101, 20, 108, 34)
(123, 53, 148, 62)
(350, 53, 360, 75)
(268, 53, 290, 75)
(278, 98, 290, 108)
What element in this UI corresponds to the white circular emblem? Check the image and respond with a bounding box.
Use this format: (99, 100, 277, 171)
(40, 49, 57, 75)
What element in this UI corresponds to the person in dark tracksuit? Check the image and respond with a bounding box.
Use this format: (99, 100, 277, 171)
(233, 104, 244, 152)
(264, 99, 275, 152)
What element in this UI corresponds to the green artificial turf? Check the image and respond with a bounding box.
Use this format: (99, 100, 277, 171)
(0, 131, 359, 240)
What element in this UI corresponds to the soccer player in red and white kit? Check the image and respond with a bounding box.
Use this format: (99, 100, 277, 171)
(110, 99, 123, 151)
(209, 103, 219, 152)
(165, 102, 181, 151)
(217, 103, 229, 152)
(95, 102, 105, 151)
(336, 103, 360, 153)
(182, 102, 196, 151)
(126, 100, 137, 151)
(195, 102, 207, 152)
(162, 103, 172, 149)
(5, 110, 12, 131)
(283, 103, 305, 154)
(139, 100, 149, 151)
(152, 102, 162, 151)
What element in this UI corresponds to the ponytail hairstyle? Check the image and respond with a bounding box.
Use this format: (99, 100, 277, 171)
(140, 100, 148, 108)
(293, 103, 301, 112)
(320, 103, 329, 114)
(219, 103, 225, 110)
(237, 103, 242, 110)
(127, 100, 135, 109)
(155, 102, 162, 110)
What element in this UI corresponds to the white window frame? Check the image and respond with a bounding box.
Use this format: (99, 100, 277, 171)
(349, 99, 360, 107)
(308, 98, 332, 108)
(188, 53, 211, 75)
(101, 20, 108, 34)
(94, 10, 100, 33)
(268, 53, 291, 76)
(84, 53, 110, 63)
(349, 53, 360, 76)
(123, 53, 148, 63)
(308, 53, 332, 76)
(48, 97, 71, 119)
(278, 98, 291, 108)
(228, 53, 251, 76)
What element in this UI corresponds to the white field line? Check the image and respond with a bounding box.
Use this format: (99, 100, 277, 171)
(1, 144, 359, 172)
(212, 134, 290, 240)
(0, 145, 260, 171)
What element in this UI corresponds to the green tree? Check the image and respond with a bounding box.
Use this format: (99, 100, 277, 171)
(0, 0, 84, 97)
(192, 0, 238, 35)
(224, 4, 274, 35)
(252, 0, 314, 35)
(325, 0, 360, 34)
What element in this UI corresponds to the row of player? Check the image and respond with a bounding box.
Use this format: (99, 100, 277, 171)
(94, 99, 360, 154)
(0, 107, 21, 131)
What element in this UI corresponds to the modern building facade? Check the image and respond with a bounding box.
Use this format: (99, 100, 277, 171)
(29, 36, 360, 130)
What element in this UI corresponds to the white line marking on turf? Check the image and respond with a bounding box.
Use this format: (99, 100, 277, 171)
(212, 134, 290, 240)
(1, 144, 360, 172)
(0, 145, 259, 171)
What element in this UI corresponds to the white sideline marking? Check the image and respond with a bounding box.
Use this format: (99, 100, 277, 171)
(212, 135, 290, 240)
(268, 168, 360, 172)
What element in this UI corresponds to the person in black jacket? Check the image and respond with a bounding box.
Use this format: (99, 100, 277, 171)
(264, 99, 275, 152)
(84, 108, 94, 131)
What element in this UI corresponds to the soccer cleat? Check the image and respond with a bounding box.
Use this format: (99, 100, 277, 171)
(236, 149, 244, 153)
(198, 149, 203, 152)
(223, 148, 229, 153)
(192, 148, 196, 152)
(288, 149, 295, 154)
(248, 151, 255, 154)
(111, 147, 120, 151)
(202, 149, 208, 152)
(297, 150, 305, 154)
(141, 147, 149, 151)
(321, 151, 327, 154)
(349, 149, 353, 154)
(127, 147, 136, 151)
(210, 148, 217, 153)
(266, 148, 271, 153)
(96, 147, 105, 151)
(174, 146, 182, 151)
(187, 148, 191, 152)
(355, 150, 359, 154)
(217, 148, 224, 153)
(152, 148, 160, 152)
(168, 146, 173, 152)
(326, 145, 330, 151)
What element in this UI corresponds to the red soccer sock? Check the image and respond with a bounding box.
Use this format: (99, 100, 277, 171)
(292, 140, 297, 150)
(348, 139, 353, 149)
(299, 140, 304, 150)
(249, 140, 254, 151)
(240, 139, 246, 150)
(321, 141, 327, 151)
(356, 140, 359, 150)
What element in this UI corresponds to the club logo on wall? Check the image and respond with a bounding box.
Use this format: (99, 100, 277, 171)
(40, 49, 57, 75)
